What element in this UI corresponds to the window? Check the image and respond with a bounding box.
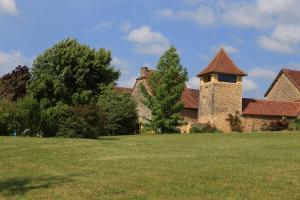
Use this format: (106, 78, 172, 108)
(218, 74, 236, 83)
(203, 75, 211, 83)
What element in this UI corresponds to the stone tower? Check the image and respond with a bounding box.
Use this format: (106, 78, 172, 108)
(197, 48, 247, 132)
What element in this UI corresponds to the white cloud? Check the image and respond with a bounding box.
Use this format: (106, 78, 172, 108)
(186, 77, 199, 89)
(0, 0, 18, 15)
(112, 57, 132, 76)
(127, 26, 170, 55)
(0, 51, 33, 75)
(222, 4, 273, 30)
(248, 67, 277, 80)
(157, 6, 215, 26)
(258, 36, 294, 54)
(210, 44, 239, 54)
(182, 0, 202, 6)
(127, 26, 168, 44)
(243, 78, 259, 92)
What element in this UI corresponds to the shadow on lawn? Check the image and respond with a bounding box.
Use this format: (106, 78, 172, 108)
(0, 175, 73, 197)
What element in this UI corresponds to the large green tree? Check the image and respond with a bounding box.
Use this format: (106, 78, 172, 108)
(29, 38, 120, 107)
(141, 47, 188, 133)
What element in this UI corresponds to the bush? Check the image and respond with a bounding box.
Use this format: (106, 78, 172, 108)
(98, 86, 138, 135)
(40, 104, 71, 137)
(0, 100, 19, 136)
(262, 117, 289, 131)
(57, 105, 107, 139)
(288, 118, 300, 131)
(226, 111, 243, 132)
(189, 123, 221, 134)
(0, 97, 41, 136)
(41, 104, 107, 139)
(16, 96, 41, 136)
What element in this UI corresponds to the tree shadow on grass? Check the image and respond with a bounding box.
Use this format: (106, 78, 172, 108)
(0, 175, 73, 197)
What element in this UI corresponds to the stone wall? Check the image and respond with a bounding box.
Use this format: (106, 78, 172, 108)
(132, 80, 152, 124)
(266, 73, 300, 101)
(242, 115, 286, 132)
(198, 75, 243, 132)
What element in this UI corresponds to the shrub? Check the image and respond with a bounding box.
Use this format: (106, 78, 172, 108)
(288, 118, 300, 131)
(57, 105, 107, 139)
(16, 96, 41, 136)
(98, 86, 138, 135)
(262, 117, 289, 131)
(0, 100, 19, 136)
(0, 97, 41, 136)
(226, 111, 243, 132)
(40, 104, 71, 137)
(189, 123, 221, 134)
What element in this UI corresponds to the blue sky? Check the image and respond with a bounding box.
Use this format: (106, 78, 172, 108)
(1, 0, 300, 98)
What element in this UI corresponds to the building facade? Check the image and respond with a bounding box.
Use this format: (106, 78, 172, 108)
(117, 48, 300, 133)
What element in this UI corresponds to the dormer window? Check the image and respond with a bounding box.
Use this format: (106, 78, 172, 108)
(203, 75, 211, 83)
(218, 74, 236, 83)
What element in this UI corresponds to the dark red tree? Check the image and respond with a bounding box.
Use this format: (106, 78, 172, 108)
(0, 65, 31, 101)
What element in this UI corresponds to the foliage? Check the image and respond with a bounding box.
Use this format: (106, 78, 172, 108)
(226, 111, 243, 132)
(40, 104, 71, 137)
(98, 85, 138, 135)
(57, 105, 107, 139)
(262, 117, 289, 131)
(16, 96, 41, 136)
(189, 123, 221, 133)
(0, 65, 31, 102)
(40, 104, 107, 139)
(29, 38, 120, 107)
(141, 46, 188, 133)
(0, 100, 19, 135)
(0, 97, 41, 136)
(288, 118, 300, 131)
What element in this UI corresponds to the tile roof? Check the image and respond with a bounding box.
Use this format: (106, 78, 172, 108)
(197, 48, 247, 77)
(242, 98, 300, 117)
(114, 87, 133, 94)
(265, 69, 300, 97)
(181, 88, 199, 109)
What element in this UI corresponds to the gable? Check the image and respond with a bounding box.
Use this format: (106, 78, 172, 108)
(265, 69, 300, 97)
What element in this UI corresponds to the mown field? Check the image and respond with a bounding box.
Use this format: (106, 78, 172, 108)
(0, 132, 299, 200)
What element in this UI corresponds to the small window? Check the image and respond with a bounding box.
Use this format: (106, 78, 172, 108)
(203, 75, 211, 83)
(218, 74, 236, 83)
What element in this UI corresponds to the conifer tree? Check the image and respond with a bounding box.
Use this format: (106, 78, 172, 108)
(141, 46, 188, 133)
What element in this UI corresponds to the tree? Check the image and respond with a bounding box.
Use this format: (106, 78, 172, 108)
(29, 38, 120, 107)
(141, 46, 188, 133)
(98, 85, 138, 135)
(0, 65, 31, 102)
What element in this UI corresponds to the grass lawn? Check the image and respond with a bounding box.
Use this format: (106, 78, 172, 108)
(0, 132, 300, 200)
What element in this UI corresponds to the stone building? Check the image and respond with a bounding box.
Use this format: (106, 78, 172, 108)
(117, 48, 300, 133)
(196, 48, 300, 132)
(265, 69, 300, 102)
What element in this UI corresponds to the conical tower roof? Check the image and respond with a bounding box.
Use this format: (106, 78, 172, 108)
(197, 48, 247, 77)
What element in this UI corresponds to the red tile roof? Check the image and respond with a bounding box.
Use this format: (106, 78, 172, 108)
(242, 98, 300, 117)
(181, 88, 199, 109)
(197, 48, 247, 77)
(114, 87, 133, 94)
(265, 69, 300, 97)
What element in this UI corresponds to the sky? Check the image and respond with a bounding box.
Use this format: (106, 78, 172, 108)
(1, 0, 300, 98)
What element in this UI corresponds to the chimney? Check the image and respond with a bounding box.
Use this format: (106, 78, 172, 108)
(140, 67, 148, 77)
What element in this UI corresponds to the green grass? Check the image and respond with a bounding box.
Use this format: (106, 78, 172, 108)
(0, 132, 300, 200)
